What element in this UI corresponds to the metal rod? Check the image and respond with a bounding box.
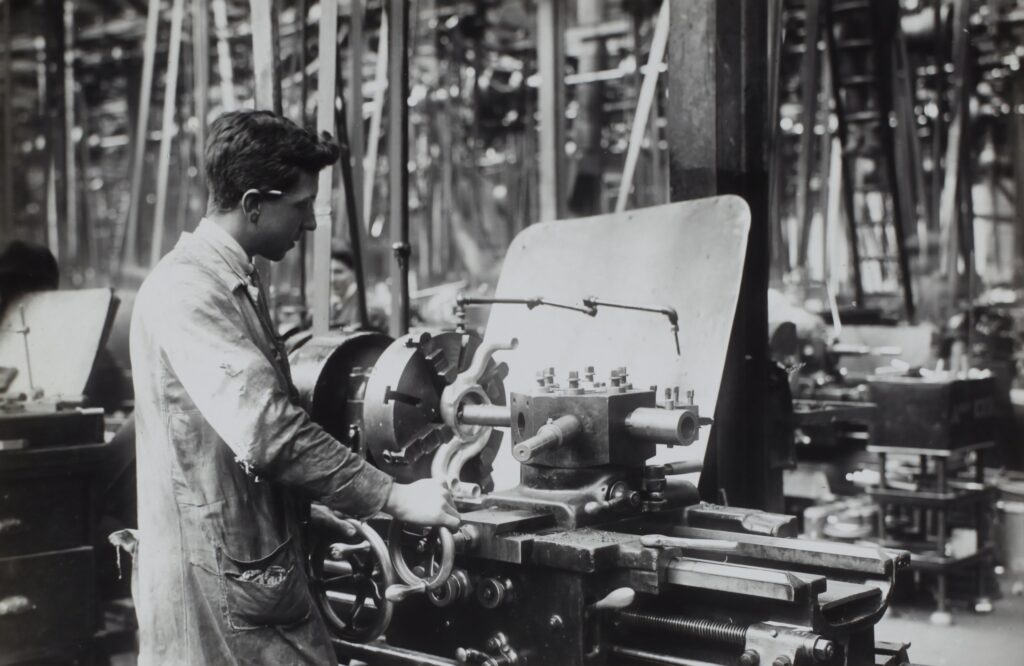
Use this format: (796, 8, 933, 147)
(459, 404, 511, 428)
(312, 0, 338, 335)
(615, 0, 669, 213)
(334, 639, 459, 666)
(334, 84, 371, 329)
(148, 0, 184, 268)
(610, 645, 720, 666)
(250, 0, 282, 114)
(537, 0, 566, 221)
(297, 0, 309, 307)
(364, 11, 388, 229)
(512, 414, 581, 463)
(348, 0, 365, 230)
(615, 611, 746, 646)
(387, 0, 410, 336)
(62, 0, 77, 268)
(1, 0, 11, 241)
(212, 0, 237, 110)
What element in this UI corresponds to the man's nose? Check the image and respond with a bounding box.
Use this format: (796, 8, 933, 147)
(302, 214, 317, 231)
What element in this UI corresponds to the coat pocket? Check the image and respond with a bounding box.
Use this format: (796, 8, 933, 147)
(218, 537, 312, 630)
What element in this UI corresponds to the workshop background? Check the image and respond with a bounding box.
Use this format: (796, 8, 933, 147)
(2, 1, 1024, 665)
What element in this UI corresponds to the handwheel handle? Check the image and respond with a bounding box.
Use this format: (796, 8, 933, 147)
(384, 580, 428, 602)
(388, 521, 456, 591)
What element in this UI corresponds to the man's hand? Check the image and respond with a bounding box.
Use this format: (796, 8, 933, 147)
(384, 479, 460, 530)
(310, 502, 360, 539)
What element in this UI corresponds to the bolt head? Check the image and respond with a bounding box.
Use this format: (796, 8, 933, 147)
(772, 657, 792, 666)
(738, 651, 760, 666)
(549, 614, 563, 630)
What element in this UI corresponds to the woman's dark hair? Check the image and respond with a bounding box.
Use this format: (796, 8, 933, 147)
(204, 110, 340, 212)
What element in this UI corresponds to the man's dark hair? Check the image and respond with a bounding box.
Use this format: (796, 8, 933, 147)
(204, 110, 340, 212)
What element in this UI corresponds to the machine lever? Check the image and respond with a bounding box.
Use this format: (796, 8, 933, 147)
(512, 415, 581, 463)
(589, 587, 636, 612)
(384, 580, 428, 602)
(640, 534, 738, 551)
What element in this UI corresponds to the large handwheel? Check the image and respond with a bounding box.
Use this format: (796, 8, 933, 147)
(387, 521, 455, 592)
(309, 520, 396, 642)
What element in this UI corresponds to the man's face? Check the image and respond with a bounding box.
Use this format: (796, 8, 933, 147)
(255, 172, 317, 261)
(331, 259, 354, 294)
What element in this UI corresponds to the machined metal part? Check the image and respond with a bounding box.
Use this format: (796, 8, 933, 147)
(744, 622, 835, 665)
(287, 332, 392, 453)
(362, 330, 506, 484)
(459, 403, 512, 428)
(511, 414, 581, 463)
(624, 407, 700, 446)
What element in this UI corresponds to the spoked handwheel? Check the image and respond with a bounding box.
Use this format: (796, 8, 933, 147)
(309, 519, 396, 642)
(386, 521, 455, 598)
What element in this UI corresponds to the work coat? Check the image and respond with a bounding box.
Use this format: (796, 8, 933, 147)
(129, 221, 393, 664)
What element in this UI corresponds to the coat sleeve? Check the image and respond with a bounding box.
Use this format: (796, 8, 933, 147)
(145, 268, 393, 519)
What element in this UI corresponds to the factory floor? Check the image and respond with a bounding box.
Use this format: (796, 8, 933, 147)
(876, 574, 1024, 665)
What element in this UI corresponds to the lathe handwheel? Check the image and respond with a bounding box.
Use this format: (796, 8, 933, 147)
(309, 519, 395, 642)
(388, 521, 455, 591)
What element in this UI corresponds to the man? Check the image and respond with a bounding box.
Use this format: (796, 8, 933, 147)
(129, 110, 459, 664)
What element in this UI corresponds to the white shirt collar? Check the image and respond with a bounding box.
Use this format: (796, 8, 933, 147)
(193, 218, 255, 281)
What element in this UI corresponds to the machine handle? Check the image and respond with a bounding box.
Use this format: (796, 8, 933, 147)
(640, 534, 738, 551)
(512, 415, 581, 463)
(0, 596, 33, 617)
(589, 587, 636, 611)
(0, 517, 24, 536)
(384, 581, 428, 603)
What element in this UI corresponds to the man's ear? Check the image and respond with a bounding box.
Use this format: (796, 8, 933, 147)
(241, 189, 262, 221)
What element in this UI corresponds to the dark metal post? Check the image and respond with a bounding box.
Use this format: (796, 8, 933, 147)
(668, 0, 774, 511)
(388, 0, 410, 336)
(537, 0, 567, 221)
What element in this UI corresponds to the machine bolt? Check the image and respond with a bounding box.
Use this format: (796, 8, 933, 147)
(772, 657, 791, 666)
(686, 389, 694, 405)
(549, 614, 563, 630)
(568, 371, 579, 389)
(585, 366, 595, 382)
(738, 651, 760, 666)
(812, 638, 835, 662)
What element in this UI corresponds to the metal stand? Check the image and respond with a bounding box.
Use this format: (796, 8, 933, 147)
(869, 442, 995, 624)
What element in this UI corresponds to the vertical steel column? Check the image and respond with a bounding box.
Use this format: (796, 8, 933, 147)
(1, 0, 11, 239)
(62, 0, 77, 267)
(869, 0, 915, 321)
(1014, 75, 1024, 286)
(387, 0, 410, 336)
(250, 0, 282, 114)
(537, 0, 566, 221)
(123, 0, 160, 270)
(795, 0, 822, 269)
(193, 0, 209, 199)
(822, 4, 865, 306)
(668, 0, 773, 510)
(348, 0, 366, 226)
(212, 0, 237, 110)
(312, 0, 338, 335)
(150, 0, 185, 267)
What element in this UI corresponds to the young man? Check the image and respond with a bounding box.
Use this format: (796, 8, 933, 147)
(129, 110, 459, 664)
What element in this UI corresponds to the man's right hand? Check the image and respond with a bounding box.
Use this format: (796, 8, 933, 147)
(384, 478, 461, 529)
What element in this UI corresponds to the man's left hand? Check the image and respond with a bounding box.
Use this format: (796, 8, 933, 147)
(310, 502, 360, 539)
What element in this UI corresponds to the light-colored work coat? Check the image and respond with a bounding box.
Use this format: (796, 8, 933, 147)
(129, 223, 393, 665)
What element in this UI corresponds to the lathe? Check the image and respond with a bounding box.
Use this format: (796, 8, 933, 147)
(286, 200, 912, 666)
(288, 328, 911, 666)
